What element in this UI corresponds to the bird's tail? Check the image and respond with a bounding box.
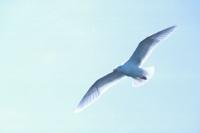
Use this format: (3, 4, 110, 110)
(132, 66, 155, 87)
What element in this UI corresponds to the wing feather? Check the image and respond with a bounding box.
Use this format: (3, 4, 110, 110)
(128, 26, 176, 66)
(75, 71, 125, 112)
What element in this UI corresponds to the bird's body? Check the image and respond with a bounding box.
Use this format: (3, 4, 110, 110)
(115, 62, 146, 79)
(75, 26, 176, 113)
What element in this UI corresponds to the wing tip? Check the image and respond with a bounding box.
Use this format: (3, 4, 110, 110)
(166, 25, 177, 32)
(74, 101, 87, 113)
(74, 106, 83, 113)
(161, 25, 177, 35)
(150, 25, 177, 41)
(74, 95, 96, 113)
(74, 101, 86, 113)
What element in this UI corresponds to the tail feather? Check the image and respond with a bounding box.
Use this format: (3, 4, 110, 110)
(132, 66, 155, 87)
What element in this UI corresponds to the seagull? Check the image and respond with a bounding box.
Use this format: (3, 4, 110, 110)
(75, 26, 176, 113)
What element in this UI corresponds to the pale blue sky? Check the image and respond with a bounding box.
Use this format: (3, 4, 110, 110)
(0, 0, 200, 133)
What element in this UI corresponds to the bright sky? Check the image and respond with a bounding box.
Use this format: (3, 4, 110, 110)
(0, 0, 200, 133)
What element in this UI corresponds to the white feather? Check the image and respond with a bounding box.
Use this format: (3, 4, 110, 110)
(132, 66, 155, 87)
(75, 26, 176, 112)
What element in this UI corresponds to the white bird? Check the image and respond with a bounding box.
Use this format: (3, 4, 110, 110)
(75, 26, 176, 113)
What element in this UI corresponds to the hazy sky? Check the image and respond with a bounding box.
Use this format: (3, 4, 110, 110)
(0, 0, 200, 133)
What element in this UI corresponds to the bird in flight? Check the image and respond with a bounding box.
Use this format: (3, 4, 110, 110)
(75, 26, 176, 113)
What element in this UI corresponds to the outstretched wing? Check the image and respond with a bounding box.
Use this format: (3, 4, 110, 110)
(75, 71, 125, 113)
(128, 26, 176, 66)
